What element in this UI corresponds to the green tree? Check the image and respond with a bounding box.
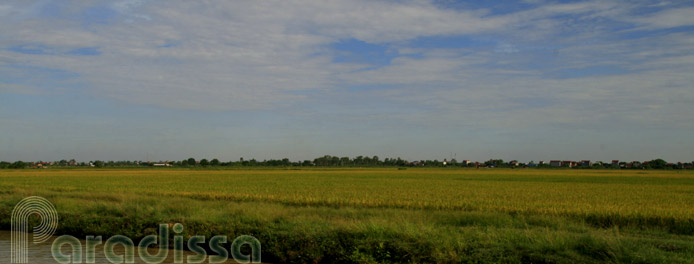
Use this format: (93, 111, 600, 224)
(340, 157, 350, 166)
(647, 159, 667, 169)
(187, 158, 196, 167)
(210, 158, 220, 166)
(9, 161, 26, 169)
(199, 159, 209, 167)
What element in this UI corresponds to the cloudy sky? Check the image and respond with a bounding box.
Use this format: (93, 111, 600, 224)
(1, 0, 693, 163)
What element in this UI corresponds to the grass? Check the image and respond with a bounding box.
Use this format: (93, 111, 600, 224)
(0, 168, 693, 263)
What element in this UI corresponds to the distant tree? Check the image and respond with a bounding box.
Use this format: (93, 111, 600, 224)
(354, 156, 364, 165)
(363, 156, 372, 166)
(199, 159, 209, 167)
(396, 157, 407, 166)
(647, 159, 667, 169)
(187, 158, 196, 167)
(210, 158, 220, 166)
(9, 161, 26, 169)
(93, 160, 104, 168)
(493, 159, 505, 167)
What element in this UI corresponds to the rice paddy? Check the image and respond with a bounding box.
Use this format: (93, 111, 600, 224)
(1, 168, 693, 263)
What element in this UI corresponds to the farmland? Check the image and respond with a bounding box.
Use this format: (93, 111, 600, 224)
(1, 168, 693, 263)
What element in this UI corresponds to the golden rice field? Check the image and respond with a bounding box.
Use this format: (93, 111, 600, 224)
(1, 168, 693, 263)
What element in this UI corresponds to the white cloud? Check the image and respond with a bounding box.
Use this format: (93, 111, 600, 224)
(1, 0, 518, 111)
(636, 7, 694, 29)
(0, 0, 692, 119)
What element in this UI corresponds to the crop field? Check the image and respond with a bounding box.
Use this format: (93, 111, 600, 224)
(1, 168, 693, 263)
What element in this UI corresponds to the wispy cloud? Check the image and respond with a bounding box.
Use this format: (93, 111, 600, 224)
(1, 0, 693, 161)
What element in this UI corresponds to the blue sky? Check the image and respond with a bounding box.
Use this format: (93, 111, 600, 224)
(1, 0, 693, 162)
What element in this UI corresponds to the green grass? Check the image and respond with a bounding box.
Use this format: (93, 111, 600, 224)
(1, 168, 693, 263)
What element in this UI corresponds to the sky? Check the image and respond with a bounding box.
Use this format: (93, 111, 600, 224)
(1, 0, 693, 163)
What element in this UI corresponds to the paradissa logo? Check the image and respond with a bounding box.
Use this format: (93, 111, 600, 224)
(53, 223, 261, 264)
(11, 196, 261, 264)
(11, 196, 58, 263)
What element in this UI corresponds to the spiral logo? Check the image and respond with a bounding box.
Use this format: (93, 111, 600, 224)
(11, 196, 59, 263)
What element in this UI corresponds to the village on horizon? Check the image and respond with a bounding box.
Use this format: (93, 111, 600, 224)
(3, 156, 693, 170)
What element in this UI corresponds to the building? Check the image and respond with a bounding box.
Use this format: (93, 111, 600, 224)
(611, 160, 619, 167)
(581, 160, 591, 167)
(549, 160, 561, 167)
(561, 161, 574, 167)
(410, 161, 423, 166)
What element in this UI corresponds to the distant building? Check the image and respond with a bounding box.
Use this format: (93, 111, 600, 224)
(561, 161, 574, 167)
(581, 160, 591, 167)
(611, 160, 619, 167)
(549, 160, 561, 167)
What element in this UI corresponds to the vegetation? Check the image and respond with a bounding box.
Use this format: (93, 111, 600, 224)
(0, 168, 693, 263)
(1, 156, 691, 170)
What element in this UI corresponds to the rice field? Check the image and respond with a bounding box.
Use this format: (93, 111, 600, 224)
(1, 168, 693, 263)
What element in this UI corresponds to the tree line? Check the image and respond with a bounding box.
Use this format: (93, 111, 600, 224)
(0, 156, 689, 169)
